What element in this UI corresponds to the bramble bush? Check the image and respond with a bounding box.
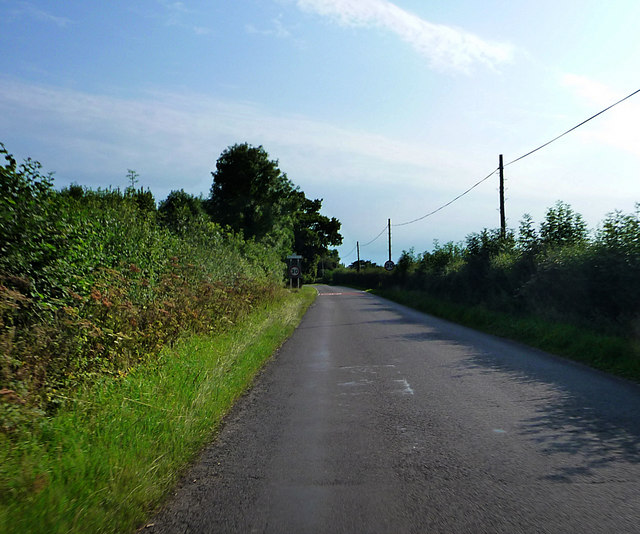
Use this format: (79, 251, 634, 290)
(0, 144, 285, 430)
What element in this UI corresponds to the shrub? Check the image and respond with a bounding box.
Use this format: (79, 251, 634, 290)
(1, 146, 286, 428)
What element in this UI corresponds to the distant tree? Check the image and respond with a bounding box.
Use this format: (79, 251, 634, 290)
(466, 228, 515, 260)
(517, 213, 539, 254)
(60, 182, 85, 200)
(291, 192, 342, 278)
(206, 143, 343, 276)
(318, 249, 341, 273)
(397, 248, 418, 270)
(126, 169, 139, 190)
(596, 205, 640, 255)
(206, 143, 297, 251)
(539, 201, 588, 249)
(420, 241, 465, 276)
(159, 189, 206, 233)
(128, 187, 156, 212)
(348, 259, 378, 270)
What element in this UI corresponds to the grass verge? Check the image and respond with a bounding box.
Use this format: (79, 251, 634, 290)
(375, 288, 640, 383)
(0, 286, 316, 534)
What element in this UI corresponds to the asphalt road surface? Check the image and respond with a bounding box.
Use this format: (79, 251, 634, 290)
(147, 285, 640, 533)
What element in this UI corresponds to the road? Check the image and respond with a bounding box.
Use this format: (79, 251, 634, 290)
(147, 285, 640, 533)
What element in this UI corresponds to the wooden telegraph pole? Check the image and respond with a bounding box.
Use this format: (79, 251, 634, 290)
(356, 241, 360, 272)
(499, 154, 506, 239)
(388, 219, 392, 262)
(384, 219, 395, 272)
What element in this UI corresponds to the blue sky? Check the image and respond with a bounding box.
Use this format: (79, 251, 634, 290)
(2, 0, 640, 264)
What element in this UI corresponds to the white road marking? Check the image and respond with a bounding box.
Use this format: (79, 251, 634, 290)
(394, 378, 414, 395)
(339, 365, 396, 369)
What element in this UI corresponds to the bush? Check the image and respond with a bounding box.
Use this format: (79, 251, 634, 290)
(332, 201, 640, 338)
(1, 146, 286, 428)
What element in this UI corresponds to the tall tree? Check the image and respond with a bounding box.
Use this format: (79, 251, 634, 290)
(291, 191, 342, 278)
(206, 142, 343, 278)
(540, 201, 588, 249)
(206, 143, 297, 251)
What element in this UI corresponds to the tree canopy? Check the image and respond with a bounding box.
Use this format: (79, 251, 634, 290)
(291, 191, 342, 277)
(206, 143, 342, 278)
(205, 143, 297, 251)
(158, 189, 206, 233)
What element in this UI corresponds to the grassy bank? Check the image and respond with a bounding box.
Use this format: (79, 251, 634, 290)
(0, 286, 315, 534)
(376, 288, 640, 382)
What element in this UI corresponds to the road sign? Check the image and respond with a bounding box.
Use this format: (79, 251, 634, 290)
(384, 260, 395, 271)
(289, 265, 301, 278)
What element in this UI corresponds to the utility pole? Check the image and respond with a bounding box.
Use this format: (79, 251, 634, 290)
(499, 154, 506, 239)
(388, 219, 392, 262)
(356, 241, 360, 272)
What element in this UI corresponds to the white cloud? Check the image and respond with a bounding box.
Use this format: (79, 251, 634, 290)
(8, 2, 72, 28)
(153, 0, 213, 35)
(193, 25, 212, 35)
(0, 79, 466, 198)
(3, 77, 636, 261)
(294, 0, 514, 72)
(246, 15, 292, 39)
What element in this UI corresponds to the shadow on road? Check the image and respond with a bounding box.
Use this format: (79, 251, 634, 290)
(379, 300, 640, 483)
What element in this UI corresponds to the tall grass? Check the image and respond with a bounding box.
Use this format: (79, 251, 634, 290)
(0, 144, 317, 533)
(0, 286, 315, 534)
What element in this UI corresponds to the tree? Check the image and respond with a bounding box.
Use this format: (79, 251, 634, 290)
(348, 259, 378, 270)
(539, 201, 588, 249)
(206, 143, 343, 278)
(0, 143, 66, 283)
(318, 249, 341, 273)
(291, 191, 342, 279)
(596, 205, 640, 255)
(206, 143, 297, 251)
(159, 189, 206, 233)
(517, 213, 539, 254)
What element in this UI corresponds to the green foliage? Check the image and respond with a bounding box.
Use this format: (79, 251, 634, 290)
(206, 143, 343, 277)
(0, 143, 67, 291)
(376, 288, 640, 382)
(206, 143, 297, 251)
(331, 201, 640, 339)
(158, 189, 206, 233)
(291, 192, 343, 281)
(517, 213, 539, 254)
(331, 263, 389, 289)
(539, 200, 588, 249)
(0, 287, 316, 534)
(420, 241, 465, 276)
(0, 144, 287, 430)
(597, 205, 640, 254)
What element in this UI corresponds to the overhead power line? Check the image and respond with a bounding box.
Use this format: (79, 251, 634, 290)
(342, 243, 357, 259)
(506, 87, 640, 166)
(346, 85, 639, 261)
(391, 86, 640, 229)
(360, 225, 388, 247)
(394, 167, 499, 227)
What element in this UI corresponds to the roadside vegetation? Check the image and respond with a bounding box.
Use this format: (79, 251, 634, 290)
(1, 286, 315, 534)
(327, 201, 640, 380)
(0, 141, 331, 532)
